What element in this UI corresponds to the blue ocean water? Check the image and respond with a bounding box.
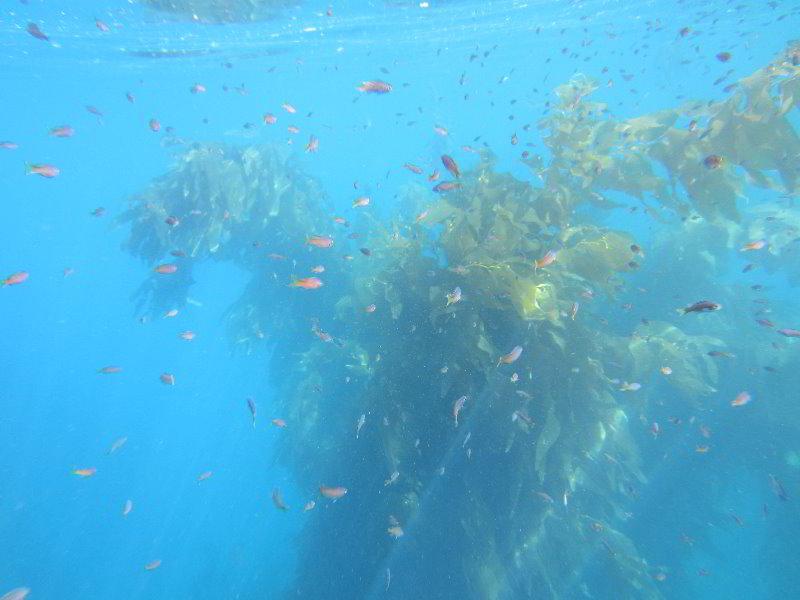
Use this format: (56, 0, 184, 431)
(1, 1, 799, 599)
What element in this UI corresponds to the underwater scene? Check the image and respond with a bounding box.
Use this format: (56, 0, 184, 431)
(1, 0, 799, 598)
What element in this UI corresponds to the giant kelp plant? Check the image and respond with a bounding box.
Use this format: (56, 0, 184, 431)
(119, 43, 799, 599)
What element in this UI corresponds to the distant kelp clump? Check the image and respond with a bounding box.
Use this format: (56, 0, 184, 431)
(118, 142, 329, 318)
(540, 44, 799, 224)
(143, 0, 300, 23)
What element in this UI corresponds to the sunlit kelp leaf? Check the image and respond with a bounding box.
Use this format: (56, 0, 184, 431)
(628, 321, 722, 398)
(557, 227, 634, 289)
(508, 278, 557, 321)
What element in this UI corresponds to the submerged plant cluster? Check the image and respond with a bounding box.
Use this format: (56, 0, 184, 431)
(120, 43, 799, 599)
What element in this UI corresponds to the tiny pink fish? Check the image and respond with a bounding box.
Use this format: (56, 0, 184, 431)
(433, 181, 459, 193)
(25, 163, 59, 178)
(357, 80, 392, 94)
(95, 19, 110, 32)
(190, 83, 207, 93)
(441, 154, 460, 178)
(50, 125, 74, 138)
(731, 391, 751, 407)
(319, 485, 348, 500)
(777, 328, 800, 337)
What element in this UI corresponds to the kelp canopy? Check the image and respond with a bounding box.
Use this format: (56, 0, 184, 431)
(120, 43, 799, 599)
(143, 0, 299, 23)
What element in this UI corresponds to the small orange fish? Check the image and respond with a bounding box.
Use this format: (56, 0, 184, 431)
(160, 373, 175, 385)
(498, 345, 523, 366)
(415, 209, 429, 223)
(387, 526, 404, 538)
(164, 309, 179, 318)
(660, 367, 672, 375)
(179, 331, 195, 341)
(281, 103, 296, 113)
(305, 135, 319, 153)
(197, 471, 212, 482)
(71, 467, 96, 477)
(271, 418, 287, 427)
(289, 277, 324, 289)
(404, 163, 422, 174)
(703, 155, 723, 169)
(307, 235, 334, 248)
(287, 125, 300, 134)
(144, 560, 162, 571)
(311, 265, 325, 273)
(731, 391, 751, 407)
(739, 239, 766, 252)
(428, 169, 440, 181)
(535, 250, 557, 270)
(352, 196, 370, 208)
(695, 445, 710, 453)
(2, 271, 28, 286)
(365, 304, 376, 313)
(263, 113, 276, 124)
(153, 264, 178, 275)
(433, 126, 448, 136)
(304, 500, 316, 512)
(149, 118, 161, 132)
(319, 485, 348, 499)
